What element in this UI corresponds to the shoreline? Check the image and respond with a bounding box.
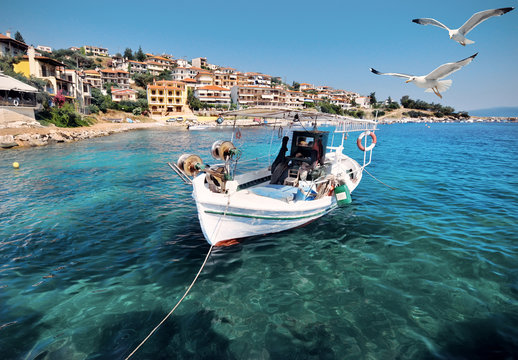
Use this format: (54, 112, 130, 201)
(1, 115, 516, 150)
(0, 121, 169, 149)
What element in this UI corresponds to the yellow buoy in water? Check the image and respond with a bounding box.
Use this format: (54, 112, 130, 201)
(13, 162, 19, 169)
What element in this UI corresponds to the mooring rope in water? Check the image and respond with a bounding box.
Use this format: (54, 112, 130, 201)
(125, 244, 214, 360)
(364, 168, 398, 190)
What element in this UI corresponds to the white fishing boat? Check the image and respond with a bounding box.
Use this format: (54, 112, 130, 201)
(169, 109, 377, 246)
(187, 124, 211, 130)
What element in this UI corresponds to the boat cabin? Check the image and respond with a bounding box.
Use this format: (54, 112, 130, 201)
(286, 130, 329, 166)
(270, 129, 330, 185)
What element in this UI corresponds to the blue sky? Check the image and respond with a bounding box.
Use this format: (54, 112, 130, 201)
(1, 0, 516, 111)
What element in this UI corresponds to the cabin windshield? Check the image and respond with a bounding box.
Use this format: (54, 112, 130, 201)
(293, 135, 315, 157)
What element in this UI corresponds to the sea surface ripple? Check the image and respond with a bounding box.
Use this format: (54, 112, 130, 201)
(0, 123, 517, 359)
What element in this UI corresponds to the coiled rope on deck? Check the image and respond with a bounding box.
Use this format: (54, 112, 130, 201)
(124, 244, 214, 360)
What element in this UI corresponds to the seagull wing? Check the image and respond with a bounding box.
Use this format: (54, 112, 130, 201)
(412, 18, 450, 31)
(458, 7, 515, 35)
(425, 53, 478, 80)
(370, 68, 413, 79)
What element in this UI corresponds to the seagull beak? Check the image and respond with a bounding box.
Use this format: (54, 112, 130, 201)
(405, 79, 411, 83)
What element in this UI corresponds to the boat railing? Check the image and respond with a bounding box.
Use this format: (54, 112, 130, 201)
(333, 118, 378, 133)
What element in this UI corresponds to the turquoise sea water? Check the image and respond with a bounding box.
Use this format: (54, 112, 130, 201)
(1, 123, 517, 359)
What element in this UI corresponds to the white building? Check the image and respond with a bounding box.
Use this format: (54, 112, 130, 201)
(111, 87, 138, 102)
(36, 45, 52, 53)
(194, 85, 230, 105)
(64, 69, 92, 112)
(84, 45, 109, 56)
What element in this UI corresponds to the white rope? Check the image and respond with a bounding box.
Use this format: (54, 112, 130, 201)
(363, 168, 398, 190)
(125, 244, 214, 360)
(238, 154, 270, 164)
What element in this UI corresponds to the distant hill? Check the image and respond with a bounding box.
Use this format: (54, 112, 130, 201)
(468, 107, 518, 118)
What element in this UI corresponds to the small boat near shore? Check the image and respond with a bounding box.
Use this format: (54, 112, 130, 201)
(169, 108, 378, 246)
(187, 124, 210, 130)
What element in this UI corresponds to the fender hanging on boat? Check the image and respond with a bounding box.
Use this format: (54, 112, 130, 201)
(334, 184, 352, 206)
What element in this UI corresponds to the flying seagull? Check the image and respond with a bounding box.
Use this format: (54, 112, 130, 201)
(412, 7, 514, 46)
(369, 53, 477, 98)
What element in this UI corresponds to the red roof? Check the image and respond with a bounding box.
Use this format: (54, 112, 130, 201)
(21, 55, 65, 67)
(100, 68, 129, 74)
(0, 34, 28, 49)
(111, 87, 137, 94)
(198, 85, 230, 91)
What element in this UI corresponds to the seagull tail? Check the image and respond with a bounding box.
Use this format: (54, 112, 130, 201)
(464, 38, 475, 45)
(437, 79, 452, 93)
(425, 80, 452, 93)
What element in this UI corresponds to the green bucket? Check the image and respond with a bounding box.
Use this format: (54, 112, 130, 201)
(334, 184, 352, 206)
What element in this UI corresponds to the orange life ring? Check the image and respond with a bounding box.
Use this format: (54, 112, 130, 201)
(357, 131, 377, 151)
(235, 129, 242, 139)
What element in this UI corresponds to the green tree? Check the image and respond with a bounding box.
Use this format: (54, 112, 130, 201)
(290, 81, 300, 91)
(400, 95, 413, 108)
(37, 102, 92, 127)
(135, 46, 146, 62)
(157, 70, 172, 81)
(88, 104, 100, 114)
(369, 92, 377, 105)
(91, 88, 110, 113)
(103, 82, 118, 94)
(187, 88, 203, 110)
(124, 48, 134, 60)
(45, 48, 95, 70)
(14, 31, 25, 43)
(137, 89, 147, 99)
(132, 73, 154, 87)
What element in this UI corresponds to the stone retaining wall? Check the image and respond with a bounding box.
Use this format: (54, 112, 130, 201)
(0, 107, 41, 129)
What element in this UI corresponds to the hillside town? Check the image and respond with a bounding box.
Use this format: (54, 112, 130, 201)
(0, 30, 371, 125)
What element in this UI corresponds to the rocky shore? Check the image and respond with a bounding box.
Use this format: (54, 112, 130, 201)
(2, 113, 515, 150)
(0, 121, 168, 149)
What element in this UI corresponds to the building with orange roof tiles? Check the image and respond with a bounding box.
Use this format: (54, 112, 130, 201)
(84, 45, 108, 57)
(172, 67, 200, 81)
(195, 71, 214, 87)
(13, 47, 75, 100)
(194, 85, 230, 105)
(111, 87, 138, 102)
(145, 56, 173, 75)
(99, 69, 130, 89)
(0, 31, 28, 57)
(146, 80, 188, 118)
(214, 69, 237, 89)
(230, 85, 288, 108)
(83, 70, 102, 89)
(127, 60, 148, 75)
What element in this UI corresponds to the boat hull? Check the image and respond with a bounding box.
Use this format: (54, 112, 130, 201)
(192, 174, 337, 245)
